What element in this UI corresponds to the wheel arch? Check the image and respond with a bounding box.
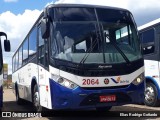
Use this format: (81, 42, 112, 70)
(31, 77, 38, 102)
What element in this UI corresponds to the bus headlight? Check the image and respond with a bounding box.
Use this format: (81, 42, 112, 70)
(57, 77, 78, 89)
(132, 73, 144, 85)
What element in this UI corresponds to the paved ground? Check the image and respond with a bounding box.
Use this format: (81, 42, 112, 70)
(1, 89, 160, 120)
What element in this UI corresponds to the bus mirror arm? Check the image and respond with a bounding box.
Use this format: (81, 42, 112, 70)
(0, 32, 7, 39)
(41, 17, 50, 39)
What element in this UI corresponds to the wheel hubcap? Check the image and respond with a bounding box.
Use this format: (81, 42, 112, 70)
(34, 92, 40, 109)
(145, 86, 155, 103)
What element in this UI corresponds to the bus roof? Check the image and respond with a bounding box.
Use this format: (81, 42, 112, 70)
(47, 3, 128, 12)
(138, 18, 160, 31)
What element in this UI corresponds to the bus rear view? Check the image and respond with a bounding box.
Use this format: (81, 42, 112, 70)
(13, 4, 144, 111)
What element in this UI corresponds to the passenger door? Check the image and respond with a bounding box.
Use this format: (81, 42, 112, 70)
(37, 26, 48, 107)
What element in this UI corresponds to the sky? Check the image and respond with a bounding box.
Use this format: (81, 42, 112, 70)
(0, 0, 160, 74)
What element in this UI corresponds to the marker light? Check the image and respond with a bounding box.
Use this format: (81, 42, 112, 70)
(46, 85, 48, 92)
(57, 77, 78, 89)
(132, 73, 144, 85)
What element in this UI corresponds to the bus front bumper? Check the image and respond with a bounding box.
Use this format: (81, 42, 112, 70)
(49, 79, 144, 110)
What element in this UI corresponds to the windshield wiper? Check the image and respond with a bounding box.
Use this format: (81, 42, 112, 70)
(79, 35, 99, 65)
(106, 35, 131, 65)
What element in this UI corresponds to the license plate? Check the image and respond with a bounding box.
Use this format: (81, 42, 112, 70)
(100, 95, 116, 102)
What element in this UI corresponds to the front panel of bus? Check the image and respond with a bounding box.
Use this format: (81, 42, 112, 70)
(46, 6, 144, 109)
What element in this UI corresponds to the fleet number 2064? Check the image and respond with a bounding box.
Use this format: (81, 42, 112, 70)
(82, 79, 99, 85)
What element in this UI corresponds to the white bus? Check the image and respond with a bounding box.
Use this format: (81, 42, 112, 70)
(0, 32, 10, 110)
(138, 18, 160, 107)
(12, 4, 144, 112)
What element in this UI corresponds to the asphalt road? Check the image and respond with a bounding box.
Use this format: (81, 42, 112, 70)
(1, 89, 160, 120)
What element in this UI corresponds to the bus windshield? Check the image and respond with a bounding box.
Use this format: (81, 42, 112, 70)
(50, 7, 142, 64)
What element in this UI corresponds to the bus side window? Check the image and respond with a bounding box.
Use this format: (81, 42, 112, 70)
(15, 51, 19, 71)
(22, 38, 29, 65)
(38, 27, 45, 65)
(12, 56, 15, 72)
(141, 28, 155, 55)
(29, 27, 37, 59)
(18, 47, 22, 68)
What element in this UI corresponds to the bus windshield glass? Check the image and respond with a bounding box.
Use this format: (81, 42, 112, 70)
(50, 7, 142, 64)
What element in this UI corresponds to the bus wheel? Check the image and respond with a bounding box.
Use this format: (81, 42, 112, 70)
(144, 82, 160, 107)
(15, 86, 23, 105)
(96, 106, 112, 111)
(33, 85, 42, 112)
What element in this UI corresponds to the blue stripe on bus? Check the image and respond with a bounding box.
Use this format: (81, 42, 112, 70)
(49, 78, 144, 110)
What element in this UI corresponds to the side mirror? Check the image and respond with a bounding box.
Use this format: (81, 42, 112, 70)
(0, 32, 10, 52)
(41, 18, 50, 39)
(4, 40, 11, 52)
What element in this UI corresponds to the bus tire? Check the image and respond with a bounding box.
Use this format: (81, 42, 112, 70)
(32, 85, 42, 112)
(96, 106, 112, 111)
(144, 82, 160, 107)
(15, 86, 23, 105)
